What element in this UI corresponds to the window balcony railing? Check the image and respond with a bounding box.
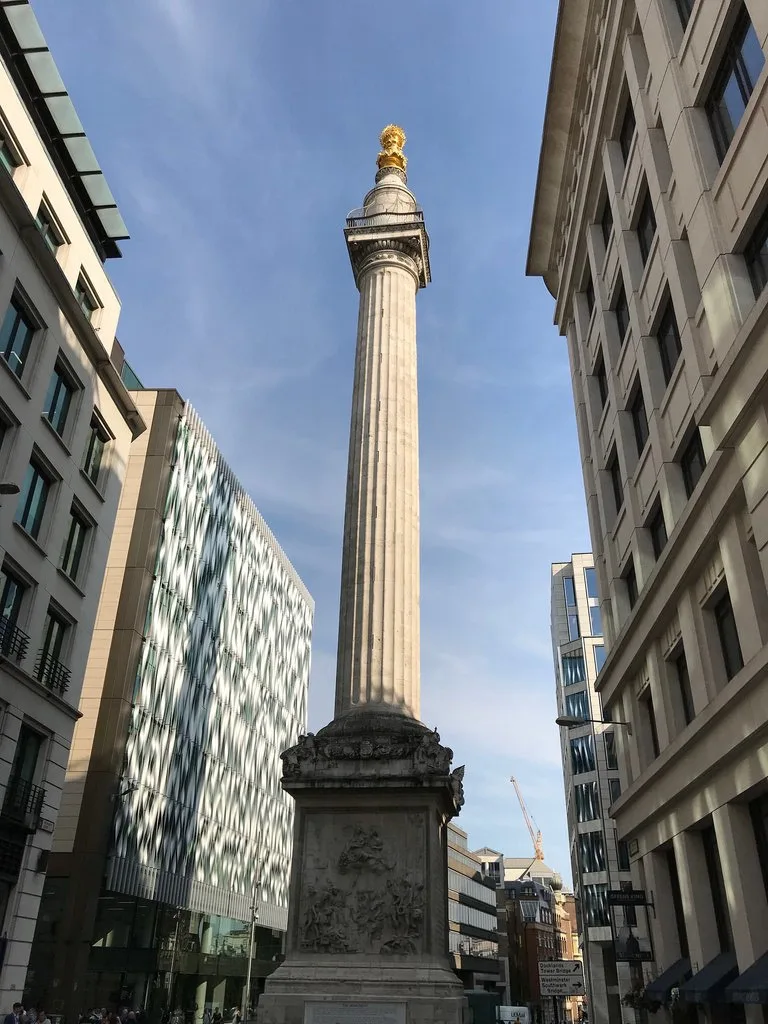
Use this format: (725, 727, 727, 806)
(1, 776, 45, 831)
(35, 649, 71, 695)
(0, 615, 30, 663)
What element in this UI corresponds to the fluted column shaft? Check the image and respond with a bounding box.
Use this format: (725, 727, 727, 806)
(335, 247, 421, 719)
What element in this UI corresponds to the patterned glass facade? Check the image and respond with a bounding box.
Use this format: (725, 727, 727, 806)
(107, 404, 313, 931)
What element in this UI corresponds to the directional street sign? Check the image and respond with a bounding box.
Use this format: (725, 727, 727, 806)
(538, 960, 586, 997)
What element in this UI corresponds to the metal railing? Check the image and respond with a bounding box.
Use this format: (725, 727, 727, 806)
(35, 648, 71, 695)
(2, 775, 45, 828)
(346, 208, 425, 230)
(0, 615, 30, 663)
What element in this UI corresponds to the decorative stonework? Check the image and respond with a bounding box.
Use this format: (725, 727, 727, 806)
(299, 823, 425, 956)
(283, 725, 452, 777)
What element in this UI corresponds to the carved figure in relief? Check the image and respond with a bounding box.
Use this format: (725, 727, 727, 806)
(386, 875, 425, 937)
(301, 882, 352, 953)
(338, 825, 391, 875)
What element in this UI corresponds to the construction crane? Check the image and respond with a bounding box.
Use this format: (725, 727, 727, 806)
(510, 776, 545, 861)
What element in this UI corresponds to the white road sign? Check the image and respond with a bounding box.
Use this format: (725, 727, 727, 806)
(538, 960, 585, 996)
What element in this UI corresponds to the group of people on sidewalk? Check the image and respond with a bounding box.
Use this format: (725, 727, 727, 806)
(4, 1004, 50, 1024)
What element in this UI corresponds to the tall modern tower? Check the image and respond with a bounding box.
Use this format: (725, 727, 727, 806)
(259, 128, 466, 1024)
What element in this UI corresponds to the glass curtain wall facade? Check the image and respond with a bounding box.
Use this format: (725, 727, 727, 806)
(25, 394, 313, 1022)
(551, 554, 632, 1024)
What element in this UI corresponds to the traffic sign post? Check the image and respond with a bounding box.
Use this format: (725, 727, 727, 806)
(538, 960, 586, 997)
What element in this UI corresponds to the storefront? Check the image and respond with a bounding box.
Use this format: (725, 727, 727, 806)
(26, 885, 282, 1021)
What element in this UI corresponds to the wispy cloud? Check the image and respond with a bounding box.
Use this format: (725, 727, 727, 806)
(35, 0, 578, 881)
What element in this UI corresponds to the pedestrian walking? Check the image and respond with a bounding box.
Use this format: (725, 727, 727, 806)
(3, 1003, 23, 1024)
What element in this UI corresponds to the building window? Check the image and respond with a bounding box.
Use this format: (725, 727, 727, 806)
(0, 294, 36, 379)
(564, 577, 580, 640)
(609, 778, 622, 804)
(617, 840, 632, 872)
(665, 847, 689, 957)
(674, 0, 694, 29)
(745, 208, 768, 299)
(583, 883, 609, 927)
(589, 605, 603, 636)
(670, 645, 695, 725)
(43, 363, 75, 436)
(714, 590, 743, 681)
(571, 735, 596, 775)
(585, 274, 595, 317)
(575, 782, 600, 822)
(605, 731, 618, 770)
(640, 688, 660, 758)
(16, 460, 52, 540)
(680, 428, 706, 498)
(566, 690, 589, 720)
(595, 645, 606, 672)
(614, 283, 630, 341)
(74, 275, 97, 322)
(35, 205, 62, 255)
(657, 301, 683, 386)
(580, 832, 606, 873)
(608, 448, 623, 515)
(60, 508, 89, 582)
(636, 190, 657, 264)
(0, 564, 26, 629)
(706, 7, 765, 163)
(83, 416, 108, 485)
(601, 195, 613, 248)
(701, 826, 733, 952)
(9, 723, 43, 790)
(749, 793, 768, 901)
(0, 134, 19, 174)
(618, 100, 636, 163)
(648, 501, 668, 559)
(562, 653, 587, 686)
(595, 350, 608, 409)
(630, 381, 649, 456)
(585, 567, 599, 599)
(37, 606, 68, 685)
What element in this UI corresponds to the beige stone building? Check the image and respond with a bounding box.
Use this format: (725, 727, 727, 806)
(0, 0, 144, 1004)
(529, 0, 768, 1017)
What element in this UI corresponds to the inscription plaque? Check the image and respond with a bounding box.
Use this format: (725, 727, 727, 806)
(304, 1003, 406, 1024)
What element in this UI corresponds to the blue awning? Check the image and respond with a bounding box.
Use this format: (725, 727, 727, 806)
(678, 952, 738, 1004)
(724, 950, 768, 1004)
(645, 958, 691, 1001)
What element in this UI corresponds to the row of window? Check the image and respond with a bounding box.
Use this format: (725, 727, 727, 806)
(0, 128, 102, 321)
(570, 730, 619, 777)
(1, 564, 73, 692)
(661, 791, 768, 964)
(635, 585, 743, 766)
(562, 567, 603, 640)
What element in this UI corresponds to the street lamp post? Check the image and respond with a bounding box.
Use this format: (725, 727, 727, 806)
(243, 879, 261, 1024)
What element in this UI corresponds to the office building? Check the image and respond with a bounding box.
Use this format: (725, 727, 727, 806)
(0, 1, 144, 1003)
(552, 554, 634, 1024)
(448, 825, 502, 998)
(25, 390, 313, 1021)
(499, 876, 565, 1024)
(529, 0, 768, 1015)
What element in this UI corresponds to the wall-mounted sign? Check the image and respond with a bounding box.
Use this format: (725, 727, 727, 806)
(607, 889, 647, 906)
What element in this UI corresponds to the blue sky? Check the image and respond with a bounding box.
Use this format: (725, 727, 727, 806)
(34, 0, 591, 882)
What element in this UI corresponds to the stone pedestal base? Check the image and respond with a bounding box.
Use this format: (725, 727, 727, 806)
(259, 710, 467, 1024)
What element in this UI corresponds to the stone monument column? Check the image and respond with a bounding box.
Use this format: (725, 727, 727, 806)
(259, 128, 466, 1024)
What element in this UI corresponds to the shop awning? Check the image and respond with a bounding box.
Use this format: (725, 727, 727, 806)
(724, 950, 768, 1004)
(645, 958, 691, 1001)
(678, 952, 738, 1003)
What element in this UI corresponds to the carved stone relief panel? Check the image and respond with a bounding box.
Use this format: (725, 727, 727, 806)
(297, 811, 427, 956)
